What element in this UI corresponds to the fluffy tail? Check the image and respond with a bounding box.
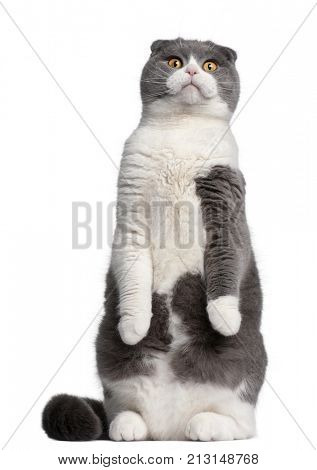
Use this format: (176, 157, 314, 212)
(42, 394, 108, 441)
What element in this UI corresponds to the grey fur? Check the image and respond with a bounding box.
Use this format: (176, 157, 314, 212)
(141, 37, 240, 111)
(196, 165, 250, 300)
(171, 265, 267, 404)
(96, 270, 171, 381)
(42, 394, 108, 441)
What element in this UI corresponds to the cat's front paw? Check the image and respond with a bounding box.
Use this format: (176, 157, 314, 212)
(207, 295, 241, 336)
(118, 313, 151, 345)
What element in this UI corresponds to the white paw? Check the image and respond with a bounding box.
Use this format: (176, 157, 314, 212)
(207, 295, 241, 336)
(109, 411, 148, 441)
(185, 412, 235, 441)
(118, 314, 151, 345)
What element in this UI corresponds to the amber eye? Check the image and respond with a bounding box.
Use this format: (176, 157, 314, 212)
(203, 60, 218, 73)
(167, 57, 183, 69)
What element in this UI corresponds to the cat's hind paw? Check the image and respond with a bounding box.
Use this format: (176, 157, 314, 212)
(118, 314, 151, 345)
(207, 295, 241, 336)
(109, 411, 148, 441)
(185, 412, 235, 441)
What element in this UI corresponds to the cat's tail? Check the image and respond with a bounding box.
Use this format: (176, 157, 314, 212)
(42, 394, 108, 441)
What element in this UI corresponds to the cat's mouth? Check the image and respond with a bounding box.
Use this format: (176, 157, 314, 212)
(166, 74, 216, 102)
(183, 83, 199, 91)
(180, 76, 216, 101)
(182, 81, 206, 100)
(182, 75, 200, 91)
(178, 82, 204, 105)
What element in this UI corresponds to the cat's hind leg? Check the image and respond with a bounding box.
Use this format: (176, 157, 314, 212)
(185, 402, 255, 442)
(109, 411, 148, 441)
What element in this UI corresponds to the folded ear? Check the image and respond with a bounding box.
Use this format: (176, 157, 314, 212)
(222, 46, 238, 63)
(150, 39, 169, 54)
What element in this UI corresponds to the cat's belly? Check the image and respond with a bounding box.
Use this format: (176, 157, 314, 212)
(101, 271, 255, 440)
(151, 242, 205, 294)
(102, 353, 246, 440)
(103, 308, 243, 441)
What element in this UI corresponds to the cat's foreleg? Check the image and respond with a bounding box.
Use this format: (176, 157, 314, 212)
(197, 167, 249, 336)
(112, 231, 152, 345)
(111, 182, 153, 345)
(204, 213, 244, 337)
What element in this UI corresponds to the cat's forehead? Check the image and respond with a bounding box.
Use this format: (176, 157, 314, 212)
(151, 38, 232, 62)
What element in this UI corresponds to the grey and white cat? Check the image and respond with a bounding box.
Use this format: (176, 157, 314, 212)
(43, 38, 267, 442)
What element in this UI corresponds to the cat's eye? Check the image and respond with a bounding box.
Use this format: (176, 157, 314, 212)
(203, 60, 218, 73)
(167, 57, 183, 69)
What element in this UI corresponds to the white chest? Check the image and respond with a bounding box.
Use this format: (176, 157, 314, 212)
(148, 155, 206, 293)
(125, 117, 238, 166)
(121, 119, 238, 294)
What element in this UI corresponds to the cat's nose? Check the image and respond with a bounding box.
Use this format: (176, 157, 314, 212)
(185, 64, 199, 76)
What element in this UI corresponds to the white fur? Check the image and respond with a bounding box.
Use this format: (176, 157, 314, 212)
(111, 242, 152, 345)
(109, 411, 148, 441)
(186, 411, 254, 441)
(118, 313, 152, 346)
(207, 295, 241, 336)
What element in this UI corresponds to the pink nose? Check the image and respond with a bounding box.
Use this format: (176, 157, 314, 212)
(185, 64, 199, 76)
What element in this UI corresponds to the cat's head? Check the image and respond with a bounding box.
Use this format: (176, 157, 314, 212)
(141, 38, 239, 117)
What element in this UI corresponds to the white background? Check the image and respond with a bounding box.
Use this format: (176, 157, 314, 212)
(1, 0, 317, 468)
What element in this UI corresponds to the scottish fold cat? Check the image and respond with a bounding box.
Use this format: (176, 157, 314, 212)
(43, 38, 267, 442)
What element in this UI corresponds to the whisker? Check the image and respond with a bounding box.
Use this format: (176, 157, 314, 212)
(141, 79, 166, 84)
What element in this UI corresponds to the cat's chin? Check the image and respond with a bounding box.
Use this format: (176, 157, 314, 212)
(178, 84, 204, 105)
(179, 84, 203, 104)
(173, 84, 218, 106)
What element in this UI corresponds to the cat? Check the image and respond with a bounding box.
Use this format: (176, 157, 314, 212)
(42, 38, 267, 442)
